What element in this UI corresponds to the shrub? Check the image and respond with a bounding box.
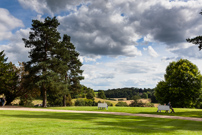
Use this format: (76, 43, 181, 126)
(129, 100, 144, 107)
(115, 102, 128, 107)
(66, 94, 72, 106)
(105, 101, 113, 106)
(84, 99, 93, 106)
(86, 92, 94, 100)
(75, 99, 85, 106)
(75, 99, 98, 106)
(19, 94, 34, 107)
(145, 103, 154, 107)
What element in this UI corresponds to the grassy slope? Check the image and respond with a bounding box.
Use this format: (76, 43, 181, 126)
(0, 110, 202, 135)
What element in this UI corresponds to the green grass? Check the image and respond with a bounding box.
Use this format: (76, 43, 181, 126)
(0, 110, 202, 135)
(47, 106, 202, 118)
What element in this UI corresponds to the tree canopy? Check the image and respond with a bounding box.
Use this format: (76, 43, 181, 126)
(186, 11, 202, 50)
(23, 17, 83, 107)
(0, 51, 21, 104)
(155, 59, 202, 107)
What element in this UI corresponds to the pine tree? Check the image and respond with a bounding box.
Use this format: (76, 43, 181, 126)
(60, 34, 84, 103)
(23, 17, 61, 107)
(23, 17, 84, 107)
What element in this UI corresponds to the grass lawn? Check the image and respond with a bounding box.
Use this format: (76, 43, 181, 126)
(47, 106, 202, 118)
(0, 110, 202, 135)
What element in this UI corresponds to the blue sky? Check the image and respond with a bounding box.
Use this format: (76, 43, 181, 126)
(1, 0, 202, 90)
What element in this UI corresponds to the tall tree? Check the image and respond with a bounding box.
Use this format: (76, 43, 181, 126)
(63, 35, 84, 99)
(155, 59, 202, 107)
(23, 17, 84, 107)
(23, 17, 61, 107)
(98, 90, 106, 99)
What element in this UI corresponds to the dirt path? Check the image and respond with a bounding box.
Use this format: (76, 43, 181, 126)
(1, 106, 202, 122)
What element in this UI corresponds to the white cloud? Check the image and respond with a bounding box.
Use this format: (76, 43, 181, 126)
(0, 28, 30, 64)
(17, 0, 202, 58)
(148, 46, 159, 58)
(18, 0, 84, 15)
(0, 8, 24, 41)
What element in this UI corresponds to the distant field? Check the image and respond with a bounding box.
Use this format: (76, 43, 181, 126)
(1, 109, 202, 135)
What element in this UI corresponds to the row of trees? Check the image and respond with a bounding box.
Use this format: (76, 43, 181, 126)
(101, 87, 157, 102)
(0, 17, 84, 107)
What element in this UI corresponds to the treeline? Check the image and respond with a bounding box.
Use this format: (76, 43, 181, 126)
(101, 87, 158, 103)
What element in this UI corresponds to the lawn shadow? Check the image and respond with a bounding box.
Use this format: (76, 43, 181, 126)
(139, 111, 202, 118)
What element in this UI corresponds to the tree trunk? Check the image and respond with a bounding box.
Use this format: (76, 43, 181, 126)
(42, 84, 47, 107)
(63, 74, 67, 107)
(63, 95, 66, 107)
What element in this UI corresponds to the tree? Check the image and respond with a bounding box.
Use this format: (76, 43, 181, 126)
(23, 17, 63, 107)
(23, 17, 84, 107)
(98, 90, 106, 99)
(186, 11, 202, 49)
(86, 88, 95, 100)
(155, 59, 202, 107)
(0, 51, 20, 104)
(141, 92, 148, 99)
(60, 35, 84, 100)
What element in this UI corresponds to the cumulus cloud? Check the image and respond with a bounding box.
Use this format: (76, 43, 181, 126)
(17, 0, 202, 58)
(18, 0, 85, 15)
(0, 28, 30, 64)
(0, 8, 24, 41)
(172, 45, 202, 59)
(115, 60, 157, 74)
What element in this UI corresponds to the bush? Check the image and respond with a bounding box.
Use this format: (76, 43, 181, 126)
(75, 99, 85, 106)
(66, 94, 72, 106)
(105, 101, 113, 106)
(19, 94, 34, 107)
(145, 103, 154, 107)
(75, 99, 97, 106)
(129, 100, 144, 107)
(86, 92, 94, 100)
(115, 102, 128, 107)
(84, 99, 93, 106)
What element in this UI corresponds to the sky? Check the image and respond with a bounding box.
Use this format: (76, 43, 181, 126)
(1, 0, 202, 90)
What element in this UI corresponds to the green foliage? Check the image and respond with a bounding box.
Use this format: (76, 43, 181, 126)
(74, 99, 97, 106)
(145, 103, 154, 107)
(129, 95, 144, 107)
(115, 102, 128, 107)
(74, 99, 85, 106)
(0, 51, 21, 104)
(23, 17, 83, 107)
(155, 59, 202, 108)
(98, 90, 106, 99)
(141, 92, 148, 99)
(80, 85, 95, 100)
(105, 101, 113, 106)
(86, 92, 94, 100)
(19, 94, 34, 107)
(66, 93, 72, 106)
(130, 100, 144, 107)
